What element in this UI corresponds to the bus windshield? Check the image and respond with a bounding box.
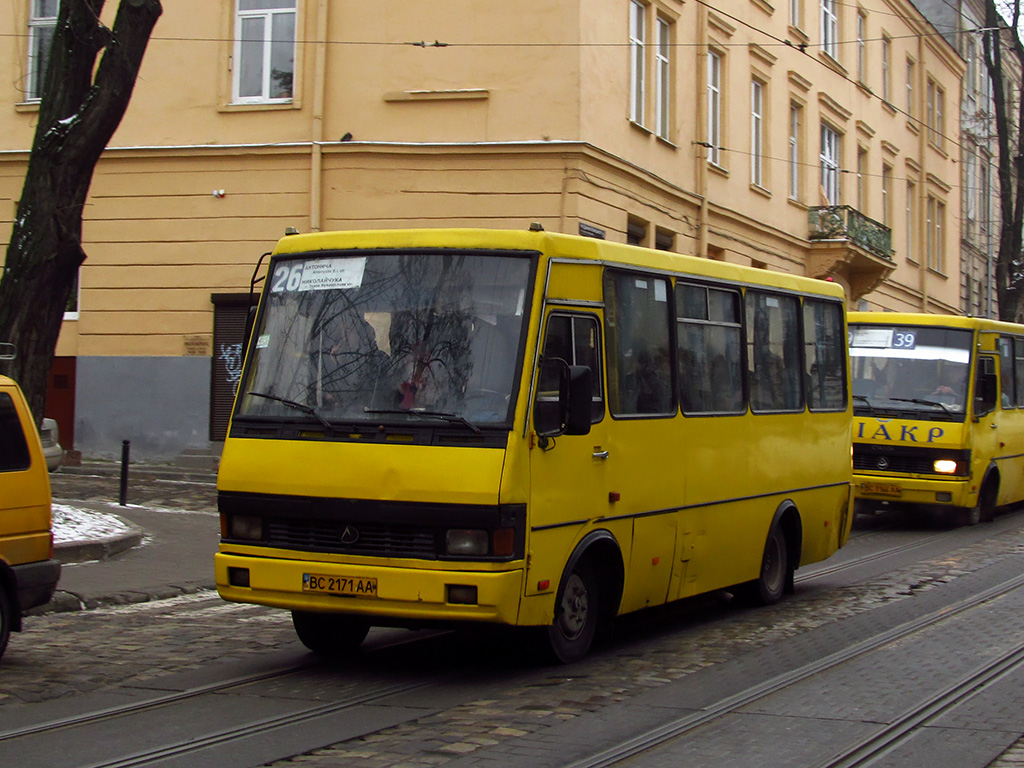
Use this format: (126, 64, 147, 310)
(236, 250, 533, 426)
(849, 324, 972, 415)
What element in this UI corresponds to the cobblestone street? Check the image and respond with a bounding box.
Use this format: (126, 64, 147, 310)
(7, 466, 1024, 768)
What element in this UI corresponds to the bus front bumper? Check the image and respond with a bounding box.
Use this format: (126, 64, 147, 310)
(214, 551, 525, 626)
(853, 474, 975, 509)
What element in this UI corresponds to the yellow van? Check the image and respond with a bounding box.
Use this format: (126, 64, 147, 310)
(0, 370, 61, 660)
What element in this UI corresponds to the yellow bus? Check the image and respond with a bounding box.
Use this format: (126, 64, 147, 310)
(850, 311, 1024, 526)
(215, 228, 853, 662)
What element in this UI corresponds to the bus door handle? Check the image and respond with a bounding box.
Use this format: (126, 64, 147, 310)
(593, 450, 610, 460)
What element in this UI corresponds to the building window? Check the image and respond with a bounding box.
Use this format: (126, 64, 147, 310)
(906, 58, 916, 118)
(965, 146, 977, 237)
(882, 164, 892, 226)
(751, 80, 765, 187)
(630, 1, 647, 125)
(233, 0, 296, 103)
(927, 197, 945, 272)
(966, 37, 978, 110)
(927, 79, 945, 148)
(820, 124, 840, 205)
(789, 103, 802, 200)
(856, 12, 867, 84)
(26, 0, 58, 101)
(627, 217, 648, 246)
(856, 146, 867, 211)
(980, 158, 991, 236)
(790, 0, 803, 30)
(707, 51, 722, 165)
(906, 180, 917, 262)
(821, 0, 838, 60)
(881, 36, 891, 102)
(655, 17, 671, 139)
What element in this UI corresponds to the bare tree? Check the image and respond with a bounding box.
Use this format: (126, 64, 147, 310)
(0, 0, 161, 421)
(983, 0, 1024, 321)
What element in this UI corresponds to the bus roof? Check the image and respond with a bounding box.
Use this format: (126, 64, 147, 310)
(849, 311, 1024, 336)
(270, 228, 846, 301)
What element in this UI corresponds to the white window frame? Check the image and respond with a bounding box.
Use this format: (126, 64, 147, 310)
(707, 51, 722, 165)
(882, 164, 892, 226)
(655, 17, 671, 139)
(820, 124, 840, 205)
(856, 146, 867, 211)
(751, 80, 764, 187)
(26, 0, 58, 102)
(789, 103, 802, 200)
(906, 180, 917, 262)
(233, 0, 297, 104)
(856, 12, 867, 84)
(630, 1, 647, 125)
(821, 0, 838, 60)
(790, 0, 803, 30)
(906, 58, 916, 117)
(881, 36, 891, 102)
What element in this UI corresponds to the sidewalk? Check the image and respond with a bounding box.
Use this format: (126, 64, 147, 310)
(36, 461, 221, 614)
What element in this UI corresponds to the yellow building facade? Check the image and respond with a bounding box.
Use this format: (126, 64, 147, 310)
(0, 0, 962, 460)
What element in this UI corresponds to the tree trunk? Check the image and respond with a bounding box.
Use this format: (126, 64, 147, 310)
(984, 0, 1024, 322)
(0, 0, 161, 423)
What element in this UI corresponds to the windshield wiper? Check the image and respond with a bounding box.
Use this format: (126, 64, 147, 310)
(888, 396, 956, 415)
(248, 391, 334, 429)
(364, 408, 483, 434)
(852, 394, 875, 410)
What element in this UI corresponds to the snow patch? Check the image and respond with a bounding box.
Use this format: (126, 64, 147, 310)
(52, 503, 133, 544)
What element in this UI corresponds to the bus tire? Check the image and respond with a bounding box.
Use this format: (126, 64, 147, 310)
(0, 584, 10, 661)
(738, 523, 789, 606)
(546, 558, 600, 664)
(962, 479, 997, 526)
(291, 611, 370, 655)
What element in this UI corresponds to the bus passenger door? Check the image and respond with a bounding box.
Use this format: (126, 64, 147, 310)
(528, 312, 611, 595)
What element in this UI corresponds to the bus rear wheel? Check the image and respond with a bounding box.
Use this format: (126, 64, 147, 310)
(545, 559, 600, 664)
(291, 611, 370, 655)
(738, 524, 789, 606)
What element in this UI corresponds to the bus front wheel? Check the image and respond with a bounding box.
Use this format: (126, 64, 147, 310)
(292, 610, 370, 654)
(0, 584, 10, 661)
(546, 559, 600, 664)
(738, 524, 789, 606)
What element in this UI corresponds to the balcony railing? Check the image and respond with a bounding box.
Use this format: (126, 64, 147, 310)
(809, 206, 893, 260)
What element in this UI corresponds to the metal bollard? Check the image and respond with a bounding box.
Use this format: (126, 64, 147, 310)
(119, 440, 130, 506)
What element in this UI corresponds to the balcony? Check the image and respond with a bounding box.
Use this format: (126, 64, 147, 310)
(807, 206, 895, 299)
(809, 206, 893, 259)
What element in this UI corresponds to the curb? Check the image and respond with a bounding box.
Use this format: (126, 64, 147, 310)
(54, 525, 145, 565)
(28, 583, 217, 615)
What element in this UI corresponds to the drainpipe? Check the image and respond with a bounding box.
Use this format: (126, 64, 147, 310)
(309, 0, 329, 232)
(695, 4, 709, 258)
(916, 32, 928, 312)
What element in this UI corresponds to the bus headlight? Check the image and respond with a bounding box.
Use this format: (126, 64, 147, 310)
(445, 529, 489, 556)
(933, 459, 959, 474)
(229, 514, 263, 541)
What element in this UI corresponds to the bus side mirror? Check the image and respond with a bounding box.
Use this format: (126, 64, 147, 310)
(565, 365, 593, 436)
(244, 305, 258, 348)
(534, 360, 592, 439)
(974, 357, 998, 418)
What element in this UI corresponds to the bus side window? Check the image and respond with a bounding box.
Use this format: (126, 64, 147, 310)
(803, 299, 847, 411)
(676, 282, 744, 414)
(746, 290, 803, 412)
(1015, 338, 1024, 408)
(998, 337, 1015, 408)
(604, 271, 673, 416)
(539, 314, 604, 423)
